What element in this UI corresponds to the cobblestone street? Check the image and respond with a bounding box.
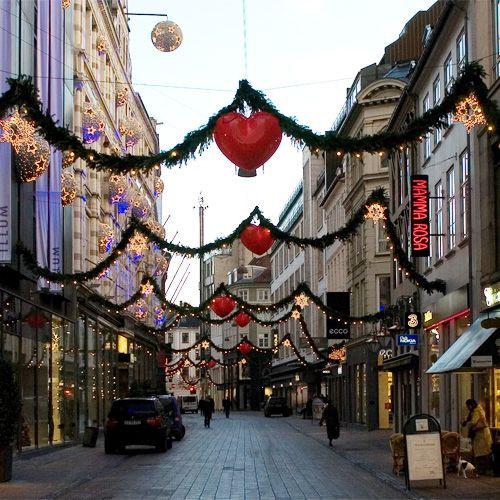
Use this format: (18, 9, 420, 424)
(2, 412, 407, 500)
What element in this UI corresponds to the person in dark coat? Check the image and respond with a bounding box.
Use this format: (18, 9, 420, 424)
(222, 398, 232, 418)
(319, 400, 340, 446)
(303, 398, 313, 419)
(204, 396, 215, 428)
(198, 398, 206, 416)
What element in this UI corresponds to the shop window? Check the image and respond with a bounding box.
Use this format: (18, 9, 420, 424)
(428, 328, 440, 420)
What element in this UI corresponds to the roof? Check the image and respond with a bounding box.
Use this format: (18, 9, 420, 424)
(177, 316, 201, 328)
(248, 254, 271, 268)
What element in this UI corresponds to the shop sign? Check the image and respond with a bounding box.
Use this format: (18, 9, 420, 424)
(379, 348, 393, 360)
(328, 346, 346, 362)
(410, 175, 430, 257)
(424, 310, 433, 323)
(397, 334, 419, 346)
(405, 312, 421, 329)
(471, 355, 492, 368)
(325, 292, 350, 339)
(483, 285, 500, 307)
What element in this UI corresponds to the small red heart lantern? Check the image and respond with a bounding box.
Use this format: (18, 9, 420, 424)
(207, 359, 217, 369)
(238, 342, 252, 356)
(213, 111, 282, 171)
(240, 224, 274, 255)
(24, 310, 48, 329)
(210, 296, 236, 318)
(234, 312, 251, 328)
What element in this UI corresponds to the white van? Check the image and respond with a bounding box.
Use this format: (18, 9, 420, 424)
(179, 395, 198, 414)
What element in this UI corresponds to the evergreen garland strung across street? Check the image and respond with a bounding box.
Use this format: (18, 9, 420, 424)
(0, 63, 496, 175)
(16, 188, 446, 294)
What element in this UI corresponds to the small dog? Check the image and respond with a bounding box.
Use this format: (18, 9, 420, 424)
(457, 458, 477, 478)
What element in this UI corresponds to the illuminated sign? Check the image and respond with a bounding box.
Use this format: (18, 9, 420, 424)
(410, 175, 430, 257)
(406, 312, 421, 329)
(424, 310, 433, 323)
(328, 346, 346, 362)
(484, 286, 500, 307)
(397, 334, 419, 346)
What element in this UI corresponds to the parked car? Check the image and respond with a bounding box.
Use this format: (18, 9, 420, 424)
(264, 397, 292, 417)
(178, 395, 198, 414)
(104, 397, 172, 454)
(156, 394, 186, 441)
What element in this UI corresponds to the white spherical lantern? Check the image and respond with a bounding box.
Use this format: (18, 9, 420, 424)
(61, 171, 78, 206)
(151, 20, 183, 52)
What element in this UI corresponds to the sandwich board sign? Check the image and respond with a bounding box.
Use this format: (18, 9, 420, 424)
(403, 413, 445, 490)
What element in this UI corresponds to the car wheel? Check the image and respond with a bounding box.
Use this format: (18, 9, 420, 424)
(181, 425, 186, 438)
(156, 438, 167, 453)
(167, 438, 173, 450)
(104, 439, 115, 454)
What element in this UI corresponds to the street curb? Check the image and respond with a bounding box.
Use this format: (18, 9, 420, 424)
(286, 419, 426, 500)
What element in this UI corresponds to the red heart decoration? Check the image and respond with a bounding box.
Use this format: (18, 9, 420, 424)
(213, 111, 282, 171)
(234, 312, 251, 328)
(238, 342, 253, 356)
(210, 296, 236, 318)
(207, 359, 217, 369)
(240, 224, 274, 255)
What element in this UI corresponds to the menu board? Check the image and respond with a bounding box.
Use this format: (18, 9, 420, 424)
(406, 433, 443, 481)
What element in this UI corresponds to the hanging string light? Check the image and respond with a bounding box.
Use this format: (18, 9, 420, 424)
(116, 86, 129, 107)
(98, 223, 114, 254)
(154, 177, 164, 197)
(81, 105, 105, 144)
(61, 171, 78, 206)
(109, 173, 128, 204)
(453, 93, 487, 133)
(364, 203, 386, 223)
(62, 150, 76, 167)
(151, 20, 183, 52)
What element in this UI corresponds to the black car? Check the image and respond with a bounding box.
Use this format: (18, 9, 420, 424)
(104, 397, 172, 453)
(264, 397, 292, 417)
(156, 394, 186, 441)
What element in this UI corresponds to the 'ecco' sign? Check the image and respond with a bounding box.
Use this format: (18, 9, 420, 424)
(410, 175, 430, 257)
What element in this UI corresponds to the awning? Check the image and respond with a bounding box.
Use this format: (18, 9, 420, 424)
(426, 311, 500, 374)
(270, 361, 302, 382)
(381, 353, 419, 371)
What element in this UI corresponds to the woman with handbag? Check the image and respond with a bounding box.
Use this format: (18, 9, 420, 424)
(462, 399, 492, 474)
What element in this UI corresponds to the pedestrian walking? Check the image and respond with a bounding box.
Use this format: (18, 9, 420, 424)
(198, 397, 206, 416)
(204, 395, 215, 428)
(222, 397, 232, 418)
(319, 400, 340, 447)
(303, 398, 312, 419)
(462, 399, 492, 474)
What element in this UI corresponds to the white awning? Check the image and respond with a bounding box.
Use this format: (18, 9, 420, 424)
(426, 311, 500, 374)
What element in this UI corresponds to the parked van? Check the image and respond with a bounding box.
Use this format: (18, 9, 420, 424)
(178, 395, 198, 414)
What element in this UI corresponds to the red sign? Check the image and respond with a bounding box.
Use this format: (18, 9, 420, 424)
(410, 175, 430, 257)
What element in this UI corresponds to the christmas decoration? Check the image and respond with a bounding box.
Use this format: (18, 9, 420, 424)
(207, 360, 217, 369)
(98, 223, 114, 254)
(144, 218, 165, 239)
(154, 305, 166, 326)
(154, 177, 164, 197)
(61, 171, 77, 206)
(24, 309, 47, 329)
(140, 281, 154, 297)
(119, 117, 142, 148)
(97, 267, 110, 280)
(130, 193, 150, 219)
(96, 35, 106, 55)
(240, 224, 274, 255)
(15, 136, 50, 183)
(234, 311, 251, 328)
(151, 20, 183, 52)
(291, 309, 301, 320)
(238, 342, 252, 356)
(453, 93, 487, 133)
(294, 293, 310, 309)
(364, 203, 386, 223)
(109, 174, 128, 204)
(213, 112, 282, 171)
(328, 346, 346, 361)
(155, 255, 170, 276)
(282, 338, 291, 348)
(81, 105, 105, 144)
(133, 299, 147, 319)
(62, 150, 76, 167)
(211, 296, 236, 318)
(116, 86, 129, 107)
(61, 0, 71, 8)
(200, 340, 210, 349)
(129, 232, 148, 258)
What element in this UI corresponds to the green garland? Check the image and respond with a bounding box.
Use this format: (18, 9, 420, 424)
(0, 63, 496, 174)
(17, 187, 445, 294)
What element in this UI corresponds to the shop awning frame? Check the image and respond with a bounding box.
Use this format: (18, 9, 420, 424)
(380, 352, 419, 371)
(426, 311, 500, 374)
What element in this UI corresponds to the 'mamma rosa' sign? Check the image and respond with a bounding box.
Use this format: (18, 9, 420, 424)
(410, 175, 430, 257)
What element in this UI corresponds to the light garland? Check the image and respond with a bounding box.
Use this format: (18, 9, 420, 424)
(129, 232, 149, 258)
(97, 267, 110, 280)
(62, 150, 76, 167)
(364, 203, 386, 223)
(81, 105, 105, 144)
(200, 340, 210, 349)
(155, 255, 170, 276)
(98, 223, 114, 254)
(453, 93, 487, 133)
(61, 171, 77, 206)
(291, 309, 302, 320)
(144, 218, 165, 239)
(282, 338, 291, 348)
(119, 117, 142, 148)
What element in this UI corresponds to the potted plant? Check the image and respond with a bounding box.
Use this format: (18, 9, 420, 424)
(0, 358, 22, 482)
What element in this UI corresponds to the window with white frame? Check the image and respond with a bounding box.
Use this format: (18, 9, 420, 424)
(457, 30, 466, 71)
(433, 76, 442, 144)
(182, 332, 189, 344)
(444, 54, 453, 91)
(258, 333, 269, 348)
(423, 94, 431, 159)
(435, 181, 444, 259)
(375, 223, 389, 254)
(447, 167, 456, 250)
(238, 289, 249, 302)
(459, 150, 469, 238)
(257, 289, 269, 302)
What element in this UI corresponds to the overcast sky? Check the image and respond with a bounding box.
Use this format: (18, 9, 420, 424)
(128, 0, 436, 306)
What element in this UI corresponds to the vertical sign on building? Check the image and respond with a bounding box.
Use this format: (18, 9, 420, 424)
(410, 175, 430, 257)
(326, 292, 351, 340)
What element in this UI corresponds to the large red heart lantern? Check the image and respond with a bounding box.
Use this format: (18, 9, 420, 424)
(238, 342, 253, 356)
(207, 359, 217, 369)
(213, 112, 282, 171)
(240, 224, 274, 255)
(234, 311, 251, 328)
(210, 296, 236, 318)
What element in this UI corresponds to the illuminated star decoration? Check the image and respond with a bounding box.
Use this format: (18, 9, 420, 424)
(364, 203, 386, 223)
(294, 293, 310, 309)
(291, 309, 302, 320)
(282, 339, 291, 347)
(200, 340, 210, 349)
(140, 281, 154, 297)
(240, 358, 247, 365)
(453, 93, 486, 133)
